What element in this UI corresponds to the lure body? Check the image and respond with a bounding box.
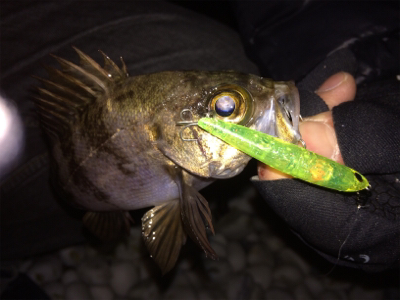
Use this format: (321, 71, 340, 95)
(198, 118, 369, 192)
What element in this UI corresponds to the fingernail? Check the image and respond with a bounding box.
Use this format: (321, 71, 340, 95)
(315, 72, 347, 93)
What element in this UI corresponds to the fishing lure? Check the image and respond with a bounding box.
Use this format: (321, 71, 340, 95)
(198, 118, 369, 192)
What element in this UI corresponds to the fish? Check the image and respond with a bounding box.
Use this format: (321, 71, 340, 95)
(198, 118, 369, 192)
(33, 47, 301, 273)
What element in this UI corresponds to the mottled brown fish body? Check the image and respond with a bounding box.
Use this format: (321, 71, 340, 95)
(34, 48, 300, 273)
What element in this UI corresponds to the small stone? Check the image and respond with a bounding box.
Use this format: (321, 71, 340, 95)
(164, 286, 197, 300)
(247, 264, 272, 290)
(226, 273, 255, 300)
(59, 246, 85, 267)
(261, 234, 285, 252)
(114, 234, 141, 262)
(27, 255, 63, 284)
(294, 284, 313, 300)
(304, 275, 324, 297)
(227, 241, 246, 272)
(77, 258, 109, 285)
(210, 233, 227, 246)
(247, 244, 274, 267)
(138, 260, 152, 281)
(272, 265, 302, 288)
(249, 284, 264, 300)
(209, 234, 227, 258)
(278, 248, 310, 275)
(216, 210, 253, 240)
(228, 194, 254, 214)
(177, 258, 194, 271)
(62, 269, 79, 285)
(110, 261, 138, 297)
(65, 282, 91, 300)
(348, 286, 384, 300)
(18, 259, 33, 273)
(197, 290, 215, 300)
(204, 259, 231, 282)
(172, 270, 191, 287)
(43, 282, 64, 300)
(84, 245, 98, 258)
(317, 290, 342, 300)
(252, 216, 270, 232)
(90, 285, 114, 300)
(323, 276, 353, 290)
(245, 232, 260, 243)
(128, 280, 160, 299)
(265, 288, 295, 300)
(210, 243, 227, 259)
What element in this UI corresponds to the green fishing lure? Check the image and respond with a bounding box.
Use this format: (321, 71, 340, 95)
(198, 118, 369, 192)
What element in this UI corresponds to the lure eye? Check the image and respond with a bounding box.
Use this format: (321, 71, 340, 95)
(354, 172, 364, 182)
(215, 95, 235, 117)
(209, 85, 254, 125)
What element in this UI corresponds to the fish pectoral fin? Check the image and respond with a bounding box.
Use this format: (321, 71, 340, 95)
(83, 211, 132, 241)
(142, 200, 187, 274)
(179, 172, 218, 261)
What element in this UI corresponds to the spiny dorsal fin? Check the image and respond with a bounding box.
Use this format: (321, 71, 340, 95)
(34, 47, 129, 139)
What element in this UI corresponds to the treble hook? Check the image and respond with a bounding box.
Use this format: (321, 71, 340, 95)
(176, 109, 199, 141)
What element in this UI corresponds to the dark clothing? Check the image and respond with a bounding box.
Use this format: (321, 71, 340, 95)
(234, 1, 400, 271)
(254, 49, 400, 272)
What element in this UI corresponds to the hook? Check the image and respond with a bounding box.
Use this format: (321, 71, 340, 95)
(176, 109, 199, 141)
(299, 138, 306, 148)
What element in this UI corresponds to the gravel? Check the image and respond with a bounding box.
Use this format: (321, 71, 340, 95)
(7, 185, 393, 299)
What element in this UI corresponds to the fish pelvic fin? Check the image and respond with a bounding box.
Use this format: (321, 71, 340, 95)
(178, 170, 218, 261)
(142, 200, 187, 274)
(33, 47, 128, 139)
(82, 211, 133, 241)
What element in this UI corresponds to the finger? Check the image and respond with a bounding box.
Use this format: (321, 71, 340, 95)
(315, 72, 356, 109)
(299, 112, 344, 164)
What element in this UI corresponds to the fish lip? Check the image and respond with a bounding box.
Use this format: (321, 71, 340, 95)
(253, 81, 301, 143)
(287, 82, 300, 134)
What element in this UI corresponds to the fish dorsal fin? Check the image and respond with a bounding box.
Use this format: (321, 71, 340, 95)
(34, 47, 128, 139)
(142, 200, 187, 274)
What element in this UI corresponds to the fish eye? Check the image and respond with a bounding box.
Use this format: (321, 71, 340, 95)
(209, 85, 254, 125)
(354, 172, 364, 182)
(215, 95, 235, 117)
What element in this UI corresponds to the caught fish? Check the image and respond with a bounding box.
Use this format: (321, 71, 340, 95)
(34, 47, 301, 273)
(198, 118, 369, 192)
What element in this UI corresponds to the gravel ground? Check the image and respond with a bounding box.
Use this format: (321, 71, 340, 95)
(2, 180, 398, 300)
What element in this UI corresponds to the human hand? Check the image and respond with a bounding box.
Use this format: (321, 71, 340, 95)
(258, 72, 356, 180)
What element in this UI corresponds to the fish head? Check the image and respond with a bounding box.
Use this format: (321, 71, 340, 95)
(156, 71, 300, 179)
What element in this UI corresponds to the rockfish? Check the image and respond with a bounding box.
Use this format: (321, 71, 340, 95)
(34, 47, 301, 273)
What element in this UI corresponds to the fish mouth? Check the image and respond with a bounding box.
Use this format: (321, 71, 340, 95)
(254, 82, 301, 143)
